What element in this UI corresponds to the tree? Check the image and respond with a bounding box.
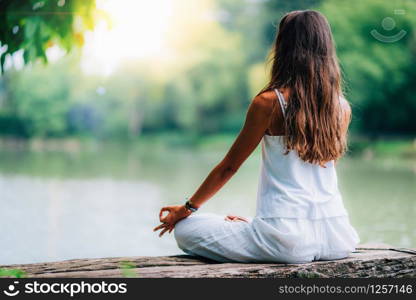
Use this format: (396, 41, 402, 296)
(0, 0, 99, 72)
(319, 0, 416, 135)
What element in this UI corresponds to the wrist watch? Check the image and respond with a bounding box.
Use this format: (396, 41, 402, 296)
(184, 199, 198, 213)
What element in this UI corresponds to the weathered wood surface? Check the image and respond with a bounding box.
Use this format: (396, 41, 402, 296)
(1, 244, 415, 278)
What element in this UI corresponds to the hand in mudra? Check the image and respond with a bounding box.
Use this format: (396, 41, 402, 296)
(153, 205, 191, 237)
(224, 215, 249, 222)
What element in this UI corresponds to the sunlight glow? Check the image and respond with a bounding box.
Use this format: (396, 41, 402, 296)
(82, 0, 173, 75)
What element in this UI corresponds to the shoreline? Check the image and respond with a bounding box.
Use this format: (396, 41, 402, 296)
(0, 134, 415, 159)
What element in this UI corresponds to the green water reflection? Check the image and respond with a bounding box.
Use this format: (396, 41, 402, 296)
(0, 139, 414, 264)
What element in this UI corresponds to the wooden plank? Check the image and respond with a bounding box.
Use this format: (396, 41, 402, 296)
(1, 244, 415, 278)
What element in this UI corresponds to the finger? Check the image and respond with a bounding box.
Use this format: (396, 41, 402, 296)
(168, 226, 174, 234)
(159, 207, 171, 222)
(159, 207, 171, 218)
(153, 223, 167, 232)
(160, 215, 171, 223)
(159, 227, 169, 237)
(236, 216, 249, 222)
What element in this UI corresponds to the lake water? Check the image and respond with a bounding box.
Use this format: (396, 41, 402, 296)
(0, 139, 415, 265)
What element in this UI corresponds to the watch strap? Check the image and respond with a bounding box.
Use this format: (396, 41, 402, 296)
(185, 199, 198, 212)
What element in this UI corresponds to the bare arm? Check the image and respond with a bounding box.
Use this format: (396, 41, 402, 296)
(335, 97, 352, 165)
(188, 94, 274, 209)
(341, 98, 352, 136)
(153, 93, 274, 236)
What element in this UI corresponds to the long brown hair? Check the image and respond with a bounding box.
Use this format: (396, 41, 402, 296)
(259, 10, 347, 166)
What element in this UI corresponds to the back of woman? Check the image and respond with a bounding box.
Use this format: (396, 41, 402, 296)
(252, 89, 358, 263)
(256, 91, 348, 220)
(154, 10, 360, 264)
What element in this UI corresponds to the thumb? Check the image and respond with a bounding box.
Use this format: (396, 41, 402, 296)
(159, 207, 171, 222)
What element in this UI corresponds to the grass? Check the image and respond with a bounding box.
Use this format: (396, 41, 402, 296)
(119, 261, 138, 278)
(0, 268, 26, 278)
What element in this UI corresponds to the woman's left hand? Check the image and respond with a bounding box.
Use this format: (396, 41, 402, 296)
(224, 215, 249, 222)
(153, 205, 191, 237)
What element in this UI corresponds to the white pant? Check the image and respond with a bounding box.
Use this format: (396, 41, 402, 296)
(174, 213, 360, 263)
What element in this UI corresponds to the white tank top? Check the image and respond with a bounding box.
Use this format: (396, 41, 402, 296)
(255, 89, 348, 220)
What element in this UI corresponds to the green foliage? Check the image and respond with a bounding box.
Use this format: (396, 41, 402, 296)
(119, 261, 138, 278)
(0, 53, 83, 137)
(0, 0, 98, 72)
(0, 268, 26, 278)
(319, 0, 416, 134)
(8, 62, 73, 136)
(164, 41, 250, 134)
(0, 0, 414, 139)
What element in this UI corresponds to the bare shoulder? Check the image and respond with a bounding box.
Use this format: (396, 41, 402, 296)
(251, 90, 276, 115)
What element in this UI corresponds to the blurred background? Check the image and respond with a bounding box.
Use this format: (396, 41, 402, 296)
(0, 0, 415, 265)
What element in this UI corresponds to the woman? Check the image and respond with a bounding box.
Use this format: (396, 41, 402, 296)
(153, 10, 360, 263)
